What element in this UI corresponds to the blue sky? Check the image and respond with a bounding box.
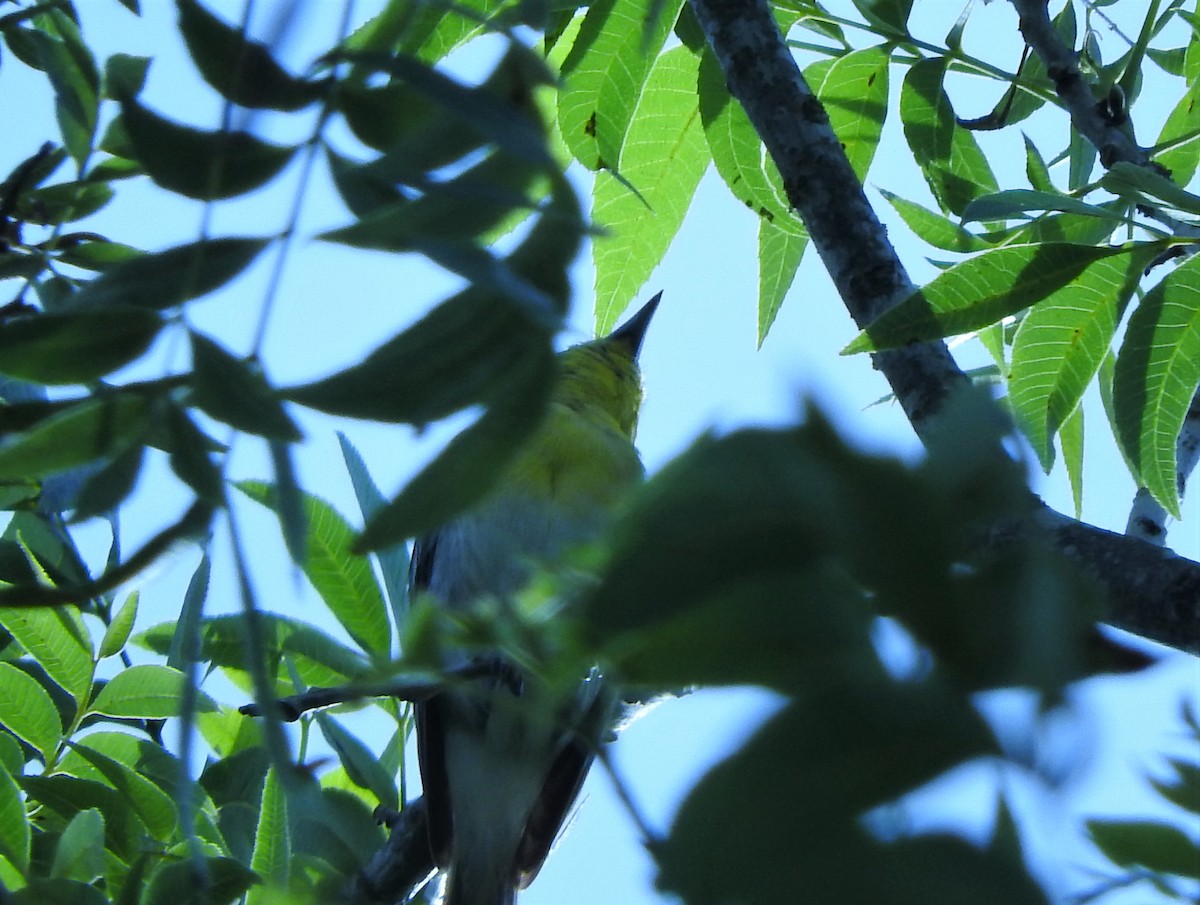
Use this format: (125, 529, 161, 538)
(1, 2, 1197, 903)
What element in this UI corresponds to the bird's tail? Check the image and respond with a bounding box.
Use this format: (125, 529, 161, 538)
(441, 859, 517, 905)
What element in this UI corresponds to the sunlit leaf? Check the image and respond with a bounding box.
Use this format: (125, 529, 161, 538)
(593, 46, 709, 333)
(0, 661, 62, 760)
(1113, 253, 1200, 517)
(1008, 243, 1157, 469)
(237, 481, 391, 658)
(558, 0, 684, 171)
(0, 606, 92, 703)
(844, 244, 1137, 354)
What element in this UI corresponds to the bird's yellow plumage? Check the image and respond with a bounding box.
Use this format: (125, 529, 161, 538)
(413, 293, 660, 905)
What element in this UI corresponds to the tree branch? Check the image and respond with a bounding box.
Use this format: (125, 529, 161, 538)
(690, 0, 1200, 655)
(688, 0, 968, 438)
(1008, 0, 1153, 169)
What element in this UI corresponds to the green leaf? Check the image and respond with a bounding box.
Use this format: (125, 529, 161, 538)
(806, 44, 890, 182)
(593, 45, 709, 332)
(900, 57, 997, 215)
(0, 606, 93, 703)
(69, 237, 268, 310)
(89, 664, 199, 719)
(1102, 160, 1200, 214)
(1023, 135, 1055, 193)
(10, 879, 110, 905)
(119, 96, 296, 199)
(698, 49, 801, 236)
(21, 17, 100, 167)
(168, 555, 209, 672)
(558, 0, 684, 171)
(1153, 75, 1200, 185)
(0, 661, 63, 760)
(70, 441, 145, 522)
(315, 714, 398, 810)
(880, 190, 989, 253)
(843, 243, 1136, 354)
(268, 439, 307, 568)
(137, 614, 370, 688)
(0, 394, 149, 480)
(320, 148, 544, 251)
(340, 47, 553, 167)
(250, 767, 290, 894)
(56, 239, 143, 271)
(65, 742, 177, 840)
(850, 0, 913, 35)
(98, 592, 138, 660)
(338, 433, 410, 626)
(176, 0, 325, 110)
(20, 775, 141, 859)
(102, 52, 149, 99)
(50, 808, 105, 883)
(141, 856, 259, 905)
(961, 189, 1127, 224)
(18, 180, 112, 224)
(163, 403, 225, 503)
(1059, 404, 1084, 518)
(658, 691, 1018, 905)
(0, 764, 30, 871)
(757, 219, 808, 347)
(1008, 243, 1157, 469)
(1088, 820, 1200, 878)
(357, 350, 555, 551)
(1152, 759, 1200, 814)
(237, 482, 391, 658)
(0, 307, 162, 384)
(285, 288, 554, 426)
(190, 331, 301, 441)
(1113, 253, 1200, 517)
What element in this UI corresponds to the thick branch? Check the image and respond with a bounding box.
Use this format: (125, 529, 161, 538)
(689, 0, 967, 436)
(1008, 0, 1152, 169)
(691, 0, 1200, 655)
(1033, 507, 1200, 655)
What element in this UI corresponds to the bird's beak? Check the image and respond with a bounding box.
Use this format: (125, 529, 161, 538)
(607, 291, 662, 358)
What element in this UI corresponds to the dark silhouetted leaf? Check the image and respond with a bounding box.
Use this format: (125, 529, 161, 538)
(177, 0, 326, 111)
(120, 95, 296, 199)
(190, 331, 300, 441)
(0, 306, 162, 384)
(69, 237, 268, 310)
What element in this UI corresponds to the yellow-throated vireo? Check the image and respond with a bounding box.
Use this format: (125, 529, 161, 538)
(413, 292, 661, 905)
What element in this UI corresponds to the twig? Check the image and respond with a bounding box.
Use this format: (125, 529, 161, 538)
(1008, 0, 1155, 169)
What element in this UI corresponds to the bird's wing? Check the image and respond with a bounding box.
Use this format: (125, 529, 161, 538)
(411, 532, 456, 868)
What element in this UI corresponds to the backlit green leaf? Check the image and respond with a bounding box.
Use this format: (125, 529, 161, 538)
(593, 46, 709, 333)
(844, 244, 1134, 354)
(558, 0, 684, 171)
(1009, 243, 1157, 469)
(0, 661, 62, 760)
(1113, 253, 1200, 517)
(237, 481, 391, 658)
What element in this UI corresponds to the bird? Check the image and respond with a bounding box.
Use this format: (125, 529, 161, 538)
(411, 292, 661, 905)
